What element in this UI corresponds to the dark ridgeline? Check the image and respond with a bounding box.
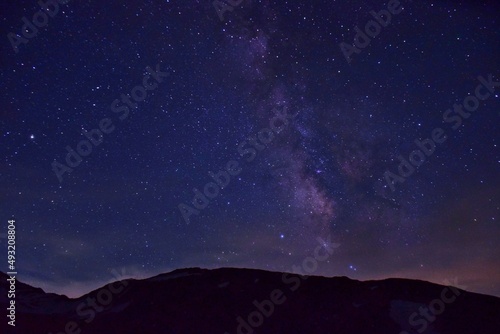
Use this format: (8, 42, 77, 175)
(1, 268, 499, 334)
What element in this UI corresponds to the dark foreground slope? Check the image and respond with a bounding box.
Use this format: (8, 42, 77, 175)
(1, 268, 499, 334)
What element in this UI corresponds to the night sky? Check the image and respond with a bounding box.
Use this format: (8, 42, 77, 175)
(1, 0, 499, 298)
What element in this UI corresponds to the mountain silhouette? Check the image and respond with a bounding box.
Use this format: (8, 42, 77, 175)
(1, 268, 499, 334)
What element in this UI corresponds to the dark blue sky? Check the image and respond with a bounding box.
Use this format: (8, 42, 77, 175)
(1, 0, 499, 297)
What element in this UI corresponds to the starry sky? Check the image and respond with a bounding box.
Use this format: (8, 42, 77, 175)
(1, 0, 499, 298)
